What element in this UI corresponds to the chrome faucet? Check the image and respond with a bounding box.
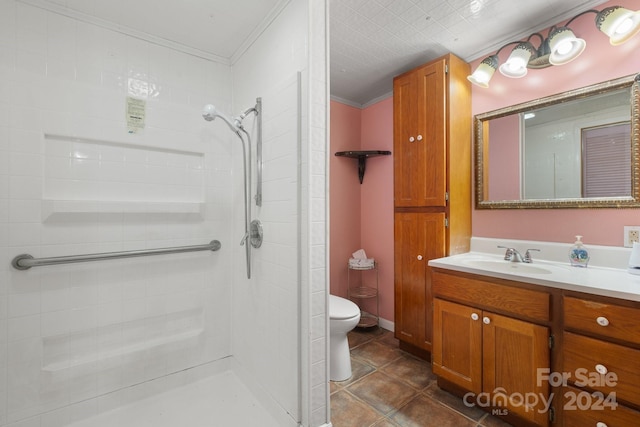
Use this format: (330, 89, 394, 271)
(498, 246, 540, 263)
(524, 248, 540, 263)
(499, 246, 524, 262)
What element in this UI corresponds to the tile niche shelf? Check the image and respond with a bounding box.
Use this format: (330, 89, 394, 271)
(335, 150, 391, 184)
(40, 133, 206, 221)
(41, 200, 204, 221)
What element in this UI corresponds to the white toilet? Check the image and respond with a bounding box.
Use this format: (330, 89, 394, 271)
(329, 294, 361, 381)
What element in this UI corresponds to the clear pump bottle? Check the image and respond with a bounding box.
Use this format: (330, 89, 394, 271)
(569, 235, 590, 267)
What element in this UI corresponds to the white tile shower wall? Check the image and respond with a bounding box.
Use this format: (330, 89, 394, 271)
(230, 1, 322, 426)
(0, 1, 236, 424)
(42, 135, 205, 204)
(308, 0, 329, 425)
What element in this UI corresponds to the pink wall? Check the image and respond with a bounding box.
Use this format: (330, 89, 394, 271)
(330, 98, 395, 323)
(360, 98, 394, 322)
(330, 102, 362, 298)
(472, 0, 640, 247)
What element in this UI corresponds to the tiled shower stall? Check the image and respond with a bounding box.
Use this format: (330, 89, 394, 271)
(0, 1, 330, 426)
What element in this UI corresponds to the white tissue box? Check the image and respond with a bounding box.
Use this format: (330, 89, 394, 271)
(349, 258, 375, 269)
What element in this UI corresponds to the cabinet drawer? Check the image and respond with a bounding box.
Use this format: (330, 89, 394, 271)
(563, 386, 640, 427)
(432, 271, 550, 322)
(563, 332, 640, 407)
(564, 296, 640, 345)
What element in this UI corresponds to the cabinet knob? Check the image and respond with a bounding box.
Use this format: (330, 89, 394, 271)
(416, 255, 423, 260)
(596, 316, 609, 326)
(416, 134, 423, 141)
(483, 316, 491, 325)
(596, 422, 609, 427)
(471, 313, 479, 321)
(409, 136, 415, 142)
(595, 364, 608, 375)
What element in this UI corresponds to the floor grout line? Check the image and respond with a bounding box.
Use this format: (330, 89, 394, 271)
(330, 327, 513, 427)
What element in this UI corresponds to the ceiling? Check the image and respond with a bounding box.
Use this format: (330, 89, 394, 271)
(25, 0, 611, 106)
(329, 0, 609, 106)
(20, 0, 287, 62)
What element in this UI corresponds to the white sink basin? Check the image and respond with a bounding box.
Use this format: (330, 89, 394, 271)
(462, 259, 554, 275)
(429, 250, 640, 303)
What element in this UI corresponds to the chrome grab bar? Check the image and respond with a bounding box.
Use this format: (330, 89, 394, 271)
(11, 239, 221, 270)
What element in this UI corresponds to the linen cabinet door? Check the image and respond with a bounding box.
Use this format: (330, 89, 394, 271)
(393, 61, 446, 207)
(393, 70, 420, 207)
(394, 212, 445, 351)
(482, 312, 550, 427)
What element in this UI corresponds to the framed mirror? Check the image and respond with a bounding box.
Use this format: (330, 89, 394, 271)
(475, 74, 640, 209)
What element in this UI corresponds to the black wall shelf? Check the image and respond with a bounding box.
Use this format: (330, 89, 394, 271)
(335, 150, 391, 184)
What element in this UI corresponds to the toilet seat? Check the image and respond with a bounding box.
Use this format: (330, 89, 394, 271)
(329, 295, 360, 320)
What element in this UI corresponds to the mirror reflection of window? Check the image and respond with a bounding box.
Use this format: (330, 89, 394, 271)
(582, 123, 632, 198)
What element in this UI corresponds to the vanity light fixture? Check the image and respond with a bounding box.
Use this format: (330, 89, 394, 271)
(468, 5, 640, 88)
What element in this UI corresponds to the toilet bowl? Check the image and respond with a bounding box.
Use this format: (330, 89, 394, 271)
(329, 294, 361, 381)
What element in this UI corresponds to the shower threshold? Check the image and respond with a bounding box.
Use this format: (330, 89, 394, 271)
(67, 370, 280, 427)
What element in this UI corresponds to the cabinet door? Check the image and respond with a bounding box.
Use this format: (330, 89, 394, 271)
(483, 312, 550, 427)
(432, 298, 482, 394)
(394, 212, 445, 350)
(394, 61, 446, 207)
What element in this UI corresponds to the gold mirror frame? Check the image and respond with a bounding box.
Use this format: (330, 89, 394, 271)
(475, 74, 640, 209)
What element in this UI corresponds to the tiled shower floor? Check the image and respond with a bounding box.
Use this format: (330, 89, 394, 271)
(67, 371, 280, 427)
(331, 328, 513, 427)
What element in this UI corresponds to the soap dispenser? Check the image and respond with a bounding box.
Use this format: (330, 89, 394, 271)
(569, 235, 590, 268)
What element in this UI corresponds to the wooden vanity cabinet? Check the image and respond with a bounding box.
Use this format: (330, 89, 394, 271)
(431, 270, 551, 427)
(393, 53, 471, 356)
(561, 294, 640, 426)
(562, 385, 640, 427)
(430, 267, 640, 426)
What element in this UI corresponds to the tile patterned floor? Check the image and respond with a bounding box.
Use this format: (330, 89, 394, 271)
(330, 327, 514, 427)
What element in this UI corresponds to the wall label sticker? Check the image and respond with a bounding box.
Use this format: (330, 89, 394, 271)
(126, 96, 146, 133)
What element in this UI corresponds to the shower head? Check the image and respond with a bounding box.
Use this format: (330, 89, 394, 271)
(202, 104, 239, 131)
(202, 104, 218, 121)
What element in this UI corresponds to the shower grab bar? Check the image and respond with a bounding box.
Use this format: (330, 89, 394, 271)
(11, 240, 222, 270)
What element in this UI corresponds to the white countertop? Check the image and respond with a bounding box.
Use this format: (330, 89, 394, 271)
(429, 252, 640, 302)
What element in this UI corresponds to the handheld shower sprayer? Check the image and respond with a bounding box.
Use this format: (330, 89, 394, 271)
(202, 104, 241, 131)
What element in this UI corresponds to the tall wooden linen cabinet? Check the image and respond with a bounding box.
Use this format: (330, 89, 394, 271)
(393, 53, 472, 356)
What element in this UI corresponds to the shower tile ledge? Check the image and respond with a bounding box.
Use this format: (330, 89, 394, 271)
(42, 199, 205, 220)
